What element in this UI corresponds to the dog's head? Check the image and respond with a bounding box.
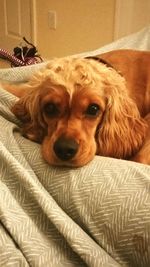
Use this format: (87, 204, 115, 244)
(12, 57, 147, 166)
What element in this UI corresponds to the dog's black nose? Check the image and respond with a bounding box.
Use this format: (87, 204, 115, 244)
(53, 136, 79, 161)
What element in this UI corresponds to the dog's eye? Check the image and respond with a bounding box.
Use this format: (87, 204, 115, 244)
(43, 103, 59, 117)
(85, 103, 100, 117)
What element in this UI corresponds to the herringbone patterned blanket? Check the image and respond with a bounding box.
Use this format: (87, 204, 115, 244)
(0, 26, 150, 266)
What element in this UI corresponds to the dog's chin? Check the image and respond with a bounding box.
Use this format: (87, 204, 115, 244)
(43, 154, 95, 168)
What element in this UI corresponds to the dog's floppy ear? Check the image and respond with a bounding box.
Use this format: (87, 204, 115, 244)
(12, 85, 46, 143)
(96, 76, 148, 159)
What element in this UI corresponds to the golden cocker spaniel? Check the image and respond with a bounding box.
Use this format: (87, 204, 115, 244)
(3, 49, 150, 166)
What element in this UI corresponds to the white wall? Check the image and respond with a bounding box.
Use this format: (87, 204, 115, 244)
(0, 0, 149, 60)
(35, 0, 115, 58)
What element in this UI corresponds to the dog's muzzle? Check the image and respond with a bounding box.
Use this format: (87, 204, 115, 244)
(53, 136, 79, 161)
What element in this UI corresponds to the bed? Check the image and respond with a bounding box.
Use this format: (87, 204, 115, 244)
(0, 26, 150, 267)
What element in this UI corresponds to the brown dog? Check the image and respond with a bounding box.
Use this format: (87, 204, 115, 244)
(3, 49, 150, 166)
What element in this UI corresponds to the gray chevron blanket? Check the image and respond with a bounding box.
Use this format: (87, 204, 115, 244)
(0, 27, 150, 267)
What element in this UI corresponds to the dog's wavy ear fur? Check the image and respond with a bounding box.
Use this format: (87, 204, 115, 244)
(96, 74, 148, 159)
(12, 85, 46, 143)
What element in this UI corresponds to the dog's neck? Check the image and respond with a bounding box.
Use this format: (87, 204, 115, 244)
(85, 56, 121, 75)
(85, 56, 114, 68)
